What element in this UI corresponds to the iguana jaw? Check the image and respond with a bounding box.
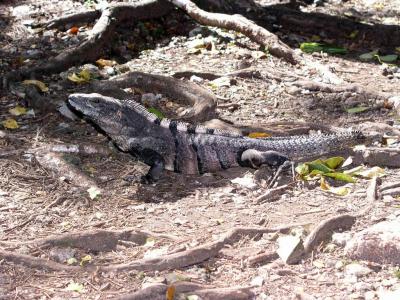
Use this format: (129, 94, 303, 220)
(68, 93, 125, 136)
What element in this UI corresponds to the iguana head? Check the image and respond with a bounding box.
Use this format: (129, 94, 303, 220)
(67, 93, 129, 141)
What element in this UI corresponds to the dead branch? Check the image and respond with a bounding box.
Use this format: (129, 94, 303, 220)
(169, 0, 299, 64)
(292, 80, 392, 101)
(172, 67, 262, 80)
(43, 10, 101, 29)
(255, 183, 295, 203)
(34, 151, 98, 188)
(92, 71, 217, 122)
(303, 214, 356, 253)
(381, 182, 400, 192)
(117, 282, 254, 300)
(247, 250, 278, 267)
(3, 1, 172, 86)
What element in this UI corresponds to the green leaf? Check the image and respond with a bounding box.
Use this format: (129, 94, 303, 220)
(359, 50, 378, 61)
(307, 160, 333, 173)
(345, 106, 369, 114)
(324, 172, 356, 183)
(295, 163, 309, 176)
(147, 107, 164, 120)
(300, 42, 347, 54)
(379, 54, 398, 63)
(323, 157, 344, 169)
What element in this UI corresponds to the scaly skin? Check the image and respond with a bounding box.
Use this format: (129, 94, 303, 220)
(68, 93, 366, 181)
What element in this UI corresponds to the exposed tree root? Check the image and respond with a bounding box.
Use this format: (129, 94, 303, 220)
(1, 228, 177, 251)
(303, 214, 356, 253)
(117, 282, 254, 300)
(34, 151, 98, 188)
(0, 249, 79, 272)
(3, 0, 172, 87)
(170, 0, 299, 64)
(91, 71, 217, 122)
(0, 224, 303, 272)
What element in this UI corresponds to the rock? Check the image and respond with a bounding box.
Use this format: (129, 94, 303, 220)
(378, 289, 400, 300)
(344, 263, 372, 278)
(345, 217, 400, 264)
(49, 247, 76, 263)
(364, 291, 376, 300)
(190, 75, 203, 83)
(250, 276, 264, 287)
(331, 232, 352, 247)
(276, 235, 305, 264)
(354, 282, 371, 291)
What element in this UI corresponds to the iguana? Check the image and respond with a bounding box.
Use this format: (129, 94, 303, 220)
(67, 93, 366, 183)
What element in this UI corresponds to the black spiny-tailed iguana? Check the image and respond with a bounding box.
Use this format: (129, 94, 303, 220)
(67, 93, 366, 183)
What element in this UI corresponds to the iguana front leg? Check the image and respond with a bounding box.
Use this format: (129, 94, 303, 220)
(240, 149, 289, 168)
(141, 156, 165, 184)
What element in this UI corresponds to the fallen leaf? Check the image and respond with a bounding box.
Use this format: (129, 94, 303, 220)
(9, 106, 27, 116)
(248, 132, 271, 138)
(166, 285, 176, 300)
(96, 58, 116, 68)
(147, 107, 164, 119)
(323, 156, 344, 169)
(320, 177, 350, 196)
(66, 282, 84, 293)
(22, 79, 49, 92)
(357, 166, 385, 178)
(67, 257, 78, 265)
(379, 54, 398, 63)
(68, 69, 91, 83)
(2, 118, 19, 129)
(359, 50, 378, 61)
(87, 186, 101, 200)
(68, 26, 79, 35)
(345, 106, 369, 114)
(80, 255, 92, 266)
(324, 172, 356, 183)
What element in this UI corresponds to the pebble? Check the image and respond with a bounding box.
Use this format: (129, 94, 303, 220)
(345, 263, 373, 278)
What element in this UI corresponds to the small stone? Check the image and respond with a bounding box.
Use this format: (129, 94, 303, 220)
(335, 260, 344, 270)
(378, 289, 400, 300)
(49, 247, 76, 263)
(276, 235, 305, 264)
(344, 263, 372, 278)
(250, 276, 264, 287)
(364, 291, 376, 300)
(190, 75, 203, 83)
(354, 282, 371, 291)
(331, 232, 352, 247)
(381, 278, 397, 287)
